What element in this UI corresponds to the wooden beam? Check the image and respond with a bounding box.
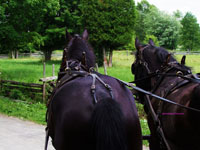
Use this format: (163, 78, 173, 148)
(39, 76, 57, 82)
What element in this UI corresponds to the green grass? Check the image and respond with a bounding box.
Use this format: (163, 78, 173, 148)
(0, 58, 61, 83)
(1, 51, 199, 84)
(175, 55, 200, 73)
(98, 51, 134, 82)
(0, 96, 46, 124)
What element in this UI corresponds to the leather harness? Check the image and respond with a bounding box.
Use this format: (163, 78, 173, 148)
(132, 45, 200, 150)
(45, 60, 114, 150)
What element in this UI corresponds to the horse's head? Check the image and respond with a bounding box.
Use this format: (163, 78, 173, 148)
(59, 29, 96, 76)
(131, 38, 191, 91)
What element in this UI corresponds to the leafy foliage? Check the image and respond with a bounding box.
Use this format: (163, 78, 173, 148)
(144, 35, 159, 46)
(0, 0, 59, 56)
(180, 12, 200, 51)
(1, 0, 200, 61)
(80, 0, 136, 64)
(135, 0, 181, 49)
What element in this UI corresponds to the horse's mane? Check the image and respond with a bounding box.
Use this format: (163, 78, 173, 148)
(143, 45, 191, 72)
(68, 36, 96, 68)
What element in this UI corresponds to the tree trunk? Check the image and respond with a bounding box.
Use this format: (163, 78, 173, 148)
(108, 49, 113, 67)
(44, 50, 52, 61)
(95, 48, 103, 66)
(103, 47, 108, 67)
(12, 51, 14, 59)
(15, 50, 18, 59)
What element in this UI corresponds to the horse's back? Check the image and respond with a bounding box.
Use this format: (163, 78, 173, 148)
(51, 74, 142, 150)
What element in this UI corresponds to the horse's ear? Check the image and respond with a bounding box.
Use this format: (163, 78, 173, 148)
(181, 55, 186, 65)
(149, 38, 155, 46)
(66, 28, 72, 42)
(135, 37, 142, 51)
(82, 29, 89, 40)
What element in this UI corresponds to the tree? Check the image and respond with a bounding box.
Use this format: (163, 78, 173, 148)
(135, 1, 181, 49)
(144, 35, 159, 46)
(39, 0, 83, 60)
(80, 0, 136, 66)
(144, 7, 181, 49)
(173, 10, 183, 21)
(180, 12, 200, 51)
(134, 0, 152, 41)
(0, 0, 59, 58)
(0, 0, 88, 60)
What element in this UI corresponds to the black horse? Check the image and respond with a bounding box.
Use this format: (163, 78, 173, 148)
(46, 30, 142, 150)
(131, 38, 200, 150)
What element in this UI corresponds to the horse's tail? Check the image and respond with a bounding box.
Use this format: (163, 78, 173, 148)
(91, 98, 127, 150)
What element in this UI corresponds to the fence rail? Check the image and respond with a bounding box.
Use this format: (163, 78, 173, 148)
(0, 79, 56, 103)
(1, 80, 43, 88)
(0, 63, 57, 103)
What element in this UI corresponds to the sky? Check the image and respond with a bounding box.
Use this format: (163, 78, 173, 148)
(135, 0, 200, 23)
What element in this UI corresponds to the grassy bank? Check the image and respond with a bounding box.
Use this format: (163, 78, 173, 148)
(0, 96, 46, 124)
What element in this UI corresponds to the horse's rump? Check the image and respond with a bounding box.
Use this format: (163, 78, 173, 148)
(48, 73, 142, 150)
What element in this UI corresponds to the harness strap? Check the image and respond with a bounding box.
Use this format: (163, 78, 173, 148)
(145, 95, 171, 150)
(90, 74, 98, 103)
(156, 77, 190, 115)
(89, 73, 114, 104)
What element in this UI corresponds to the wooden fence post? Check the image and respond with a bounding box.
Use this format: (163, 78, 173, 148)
(42, 62, 46, 103)
(52, 64, 55, 77)
(95, 63, 99, 72)
(39, 63, 57, 103)
(103, 62, 107, 75)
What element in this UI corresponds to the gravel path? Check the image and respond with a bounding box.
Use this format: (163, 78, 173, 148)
(0, 114, 54, 150)
(0, 114, 149, 150)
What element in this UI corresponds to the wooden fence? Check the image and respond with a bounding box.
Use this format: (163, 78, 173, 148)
(0, 63, 57, 103)
(0, 80, 43, 93)
(0, 79, 56, 103)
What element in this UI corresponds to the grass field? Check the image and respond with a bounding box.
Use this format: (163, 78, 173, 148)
(0, 51, 199, 83)
(0, 50, 200, 145)
(0, 96, 46, 124)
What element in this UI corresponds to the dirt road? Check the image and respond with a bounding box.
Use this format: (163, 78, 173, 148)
(0, 114, 54, 150)
(0, 114, 148, 150)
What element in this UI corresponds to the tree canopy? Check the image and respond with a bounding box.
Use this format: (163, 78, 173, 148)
(80, 0, 136, 64)
(180, 12, 200, 51)
(1, 0, 200, 62)
(135, 0, 181, 49)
